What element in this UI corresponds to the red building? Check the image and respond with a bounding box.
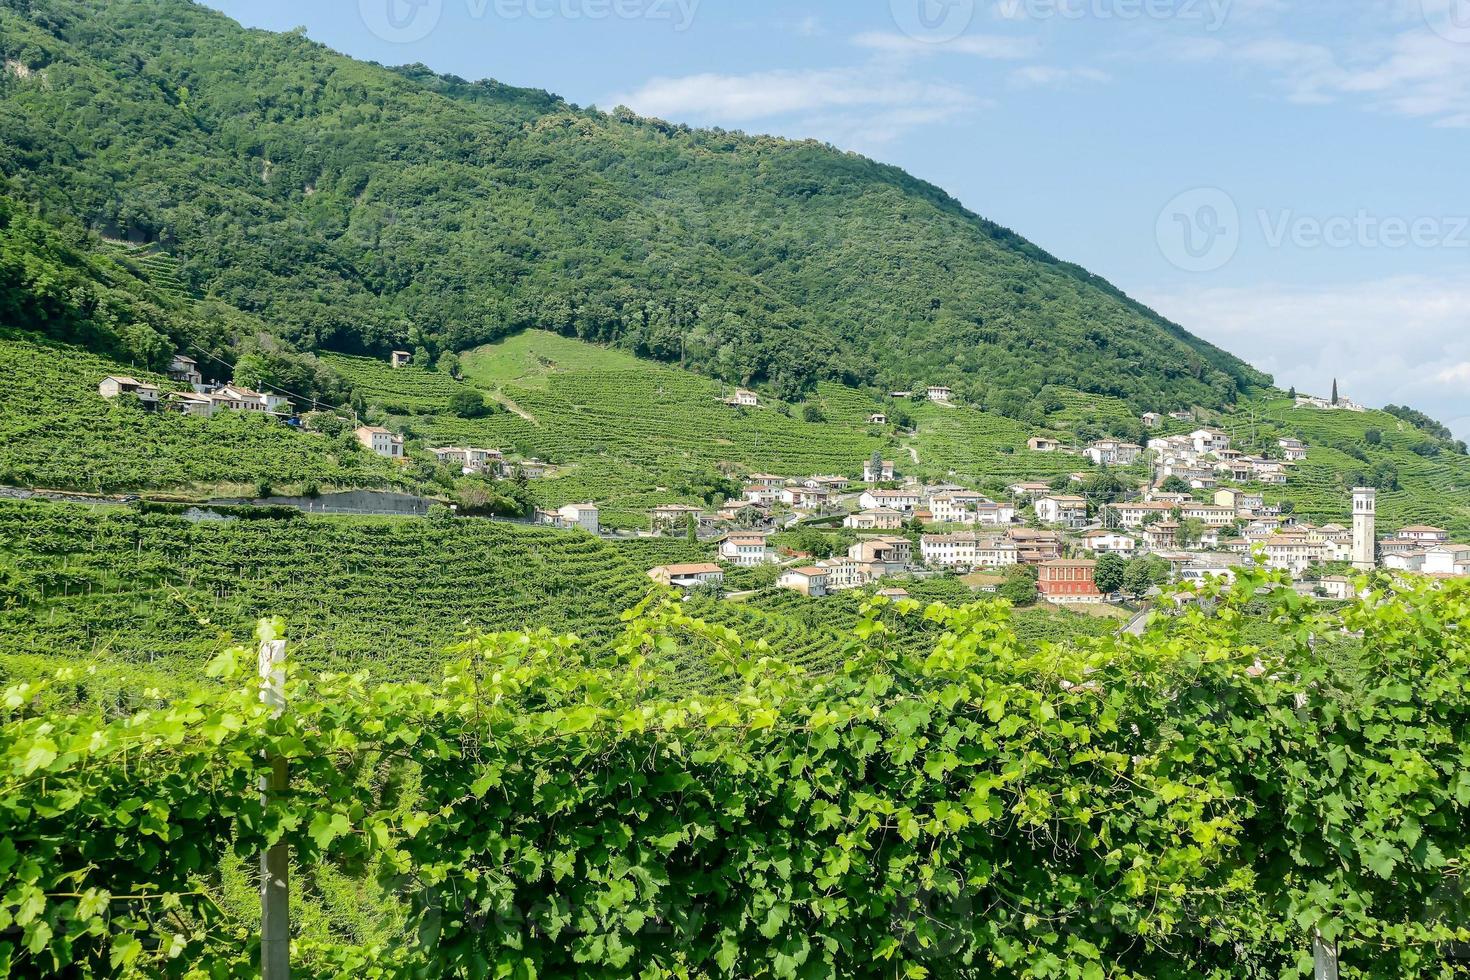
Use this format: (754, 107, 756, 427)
(1038, 559, 1103, 604)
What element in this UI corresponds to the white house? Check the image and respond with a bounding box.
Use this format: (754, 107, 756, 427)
(1106, 501, 1178, 528)
(867, 413, 888, 425)
(1423, 544, 1470, 576)
(1027, 436, 1062, 453)
(720, 532, 775, 566)
(391, 350, 412, 369)
(99, 376, 162, 408)
(1190, 429, 1231, 455)
(1079, 530, 1138, 556)
(844, 508, 904, 530)
(780, 486, 830, 511)
(747, 473, 786, 489)
(1317, 575, 1357, 600)
(1142, 412, 1163, 429)
(647, 563, 724, 590)
(430, 447, 503, 475)
(727, 389, 759, 408)
(1085, 440, 1143, 467)
(926, 385, 953, 404)
(556, 503, 600, 534)
(777, 567, 829, 597)
(1008, 482, 1053, 500)
(863, 458, 896, 483)
(1277, 438, 1308, 462)
(1215, 489, 1264, 515)
(929, 492, 1013, 526)
(1397, 526, 1451, 545)
(849, 536, 913, 572)
(743, 485, 781, 507)
(1262, 535, 1329, 575)
(921, 532, 1018, 570)
(1180, 503, 1237, 528)
(355, 426, 404, 459)
(650, 503, 706, 533)
(859, 488, 923, 512)
(1034, 495, 1088, 529)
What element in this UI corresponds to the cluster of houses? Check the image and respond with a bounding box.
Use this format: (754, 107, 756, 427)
(1146, 428, 1301, 489)
(99, 355, 292, 418)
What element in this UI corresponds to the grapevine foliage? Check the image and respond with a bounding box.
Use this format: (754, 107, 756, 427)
(3, 567, 1470, 977)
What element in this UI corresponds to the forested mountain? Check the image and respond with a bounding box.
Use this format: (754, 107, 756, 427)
(0, 0, 1266, 410)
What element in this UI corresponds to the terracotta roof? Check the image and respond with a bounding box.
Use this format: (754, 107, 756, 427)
(653, 563, 722, 576)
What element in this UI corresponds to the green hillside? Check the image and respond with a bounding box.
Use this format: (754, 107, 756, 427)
(0, 0, 1262, 410)
(1216, 397, 1470, 537)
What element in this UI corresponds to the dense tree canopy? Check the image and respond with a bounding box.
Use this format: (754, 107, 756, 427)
(0, 0, 1267, 410)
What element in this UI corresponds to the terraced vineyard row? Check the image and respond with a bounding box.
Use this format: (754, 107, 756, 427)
(320, 353, 477, 415)
(1045, 386, 1139, 435)
(0, 333, 402, 494)
(908, 403, 1093, 485)
(1241, 399, 1470, 537)
(0, 500, 658, 679)
(0, 500, 901, 691)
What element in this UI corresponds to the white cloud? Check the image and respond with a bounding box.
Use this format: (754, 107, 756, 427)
(1007, 65, 1111, 88)
(850, 30, 1036, 59)
(605, 68, 979, 148)
(1159, 28, 1470, 127)
(1138, 275, 1470, 439)
(1435, 362, 1470, 384)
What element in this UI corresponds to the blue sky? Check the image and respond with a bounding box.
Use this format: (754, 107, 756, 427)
(202, 0, 1470, 437)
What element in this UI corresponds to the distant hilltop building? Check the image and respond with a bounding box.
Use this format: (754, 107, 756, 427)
(1296, 378, 1364, 412)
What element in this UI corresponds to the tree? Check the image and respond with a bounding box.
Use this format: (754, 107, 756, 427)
(802, 404, 826, 423)
(1123, 558, 1155, 599)
(999, 564, 1038, 606)
(448, 389, 489, 418)
(1331, 378, 1339, 406)
(869, 449, 883, 481)
(1178, 517, 1206, 548)
(1094, 553, 1126, 596)
(1287, 386, 1296, 399)
(1159, 475, 1191, 495)
(436, 351, 462, 378)
(1364, 428, 1382, 446)
(685, 512, 698, 543)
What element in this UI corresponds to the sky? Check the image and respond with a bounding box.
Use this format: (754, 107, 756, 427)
(202, 0, 1470, 438)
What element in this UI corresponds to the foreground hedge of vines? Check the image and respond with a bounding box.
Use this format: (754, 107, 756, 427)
(3, 566, 1470, 977)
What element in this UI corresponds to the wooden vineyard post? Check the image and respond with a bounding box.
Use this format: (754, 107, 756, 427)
(1313, 928, 1339, 980)
(258, 636, 289, 979)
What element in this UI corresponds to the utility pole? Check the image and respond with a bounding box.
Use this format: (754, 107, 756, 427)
(258, 636, 289, 979)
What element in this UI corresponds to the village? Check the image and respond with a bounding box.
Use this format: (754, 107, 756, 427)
(96, 357, 1468, 610)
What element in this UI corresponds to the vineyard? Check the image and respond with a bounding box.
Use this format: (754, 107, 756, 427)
(1206, 397, 1470, 537)
(0, 333, 403, 495)
(5, 571, 1470, 976)
(907, 402, 1097, 487)
(317, 354, 477, 416)
(0, 499, 660, 680)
